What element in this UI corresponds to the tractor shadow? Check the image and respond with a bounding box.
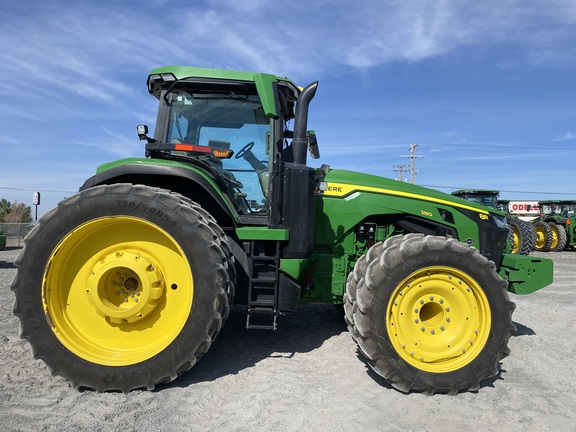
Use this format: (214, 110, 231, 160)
(161, 314, 537, 393)
(164, 304, 348, 389)
(355, 321, 538, 395)
(0, 246, 21, 269)
(512, 321, 536, 336)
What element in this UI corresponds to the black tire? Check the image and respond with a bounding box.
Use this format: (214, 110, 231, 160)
(346, 234, 515, 395)
(519, 219, 536, 254)
(507, 218, 523, 254)
(507, 225, 516, 253)
(174, 193, 236, 311)
(547, 222, 567, 252)
(507, 218, 535, 255)
(533, 221, 553, 252)
(11, 184, 234, 392)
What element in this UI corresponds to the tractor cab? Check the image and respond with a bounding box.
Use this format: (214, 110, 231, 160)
(450, 189, 500, 210)
(138, 71, 301, 215)
(539, 200, 576, 218)
(137, 67, 320, 259)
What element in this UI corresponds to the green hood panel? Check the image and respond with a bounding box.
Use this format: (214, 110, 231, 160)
(322, 169, 496, 215)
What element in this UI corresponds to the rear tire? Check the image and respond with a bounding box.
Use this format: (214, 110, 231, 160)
(345, 234, 515, 395)
(11, 184, 234, 392)
(547, 222, 567, 252)
(519, 219, 536, 254)
(507, 218, 522, 254)
(533, 221, 553, 252)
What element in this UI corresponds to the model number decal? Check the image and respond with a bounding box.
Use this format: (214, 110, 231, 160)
(420, 210, 433, 217)
(116, 200, 176, 224)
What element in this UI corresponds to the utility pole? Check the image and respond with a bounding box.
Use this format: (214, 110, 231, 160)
(401, 143, 425, 184)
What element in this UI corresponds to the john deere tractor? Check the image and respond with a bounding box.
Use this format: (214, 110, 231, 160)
(450, 189, 535, 255)
(11, 66, 553, 395)
(533, 200, 576, 251)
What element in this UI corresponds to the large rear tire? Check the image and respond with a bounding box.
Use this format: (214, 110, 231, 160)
(508, 218, 522, 254)
(11, 184, 234, 392)
(547, 222, 567, 252)
(519, 219, 536, 254)
(533, 221, 553, 252)
(508, 218, 536, 255)
(345, 234, 515, 395)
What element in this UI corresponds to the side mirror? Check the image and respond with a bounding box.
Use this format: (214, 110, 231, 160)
(307, 130, 320, 159)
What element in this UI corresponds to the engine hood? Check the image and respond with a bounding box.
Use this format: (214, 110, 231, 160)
(321, 168, 498, 215)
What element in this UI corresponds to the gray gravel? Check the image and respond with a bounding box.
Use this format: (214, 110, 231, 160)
(1, 246, 574, 432)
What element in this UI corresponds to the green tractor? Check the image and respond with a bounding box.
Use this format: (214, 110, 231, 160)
(450, 190, 535, 255)
(11, 66, 553, 395)
(533, 200, 576, 251)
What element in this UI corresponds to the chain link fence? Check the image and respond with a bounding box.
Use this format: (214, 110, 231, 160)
(0, 223, 36, 248)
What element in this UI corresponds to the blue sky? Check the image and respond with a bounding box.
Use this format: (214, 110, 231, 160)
(1, 0, 575, 218)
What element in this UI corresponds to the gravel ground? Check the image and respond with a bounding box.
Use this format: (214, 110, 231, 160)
(1, 246, 574, 432)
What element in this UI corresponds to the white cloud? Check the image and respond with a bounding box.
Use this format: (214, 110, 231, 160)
(2, 0, 576, 98)
(555, 132, 576, 141)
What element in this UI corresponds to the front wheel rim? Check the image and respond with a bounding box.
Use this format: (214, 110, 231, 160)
(387, 266, 491, 373)
(42, 217, 193, 366)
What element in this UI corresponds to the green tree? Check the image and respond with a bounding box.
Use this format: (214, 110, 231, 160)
(0, 198, 11, 221)
(0, 199, 32, 223)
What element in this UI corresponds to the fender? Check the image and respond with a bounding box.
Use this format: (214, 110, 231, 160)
(80, 158, 238, 224)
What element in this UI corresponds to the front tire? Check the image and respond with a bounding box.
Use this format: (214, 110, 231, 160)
(11, 184, 234, 392)
(346, 234, 515, 395)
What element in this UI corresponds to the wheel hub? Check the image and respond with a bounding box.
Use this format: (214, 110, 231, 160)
(388, 268, 487, 371)
(86, 251, 164, 324)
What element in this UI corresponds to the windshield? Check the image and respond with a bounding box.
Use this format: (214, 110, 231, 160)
(166, 85, 272, 213)
(458, 193, 498, 209)
(542, 203, 576, 217)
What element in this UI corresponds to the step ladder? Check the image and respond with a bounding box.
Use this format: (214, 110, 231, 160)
(246, 241, 280, 330)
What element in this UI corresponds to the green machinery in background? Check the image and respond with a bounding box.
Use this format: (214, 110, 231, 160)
(450, 189, 535, 255)
(532, 200, 576, 252)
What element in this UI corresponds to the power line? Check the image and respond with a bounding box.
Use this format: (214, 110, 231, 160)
(0, 186, 75, 193)
(392, 164, 409, 182)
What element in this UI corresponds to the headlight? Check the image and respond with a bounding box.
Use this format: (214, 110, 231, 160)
(493, 214, 508, 229)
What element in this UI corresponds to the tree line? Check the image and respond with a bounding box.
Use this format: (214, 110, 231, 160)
(0, 198, 32, 223)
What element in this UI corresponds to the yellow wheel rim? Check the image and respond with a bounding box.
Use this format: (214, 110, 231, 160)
(387, 266, 491, 373)
(535, 225, 546, 249)
(42, 217, 193, 366)
(511, 226, 520, 254)
(549, 227, 559, 249)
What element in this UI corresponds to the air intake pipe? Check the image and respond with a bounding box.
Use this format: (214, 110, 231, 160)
(292, 81, 318, 165)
